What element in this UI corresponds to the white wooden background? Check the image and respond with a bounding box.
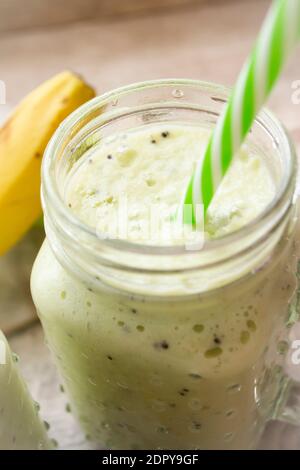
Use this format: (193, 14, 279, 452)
(1, 0, 300, 449)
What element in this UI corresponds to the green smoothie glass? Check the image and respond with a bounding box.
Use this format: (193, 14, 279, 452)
(0, 330, 51, 449)
(31, 80, 300, 449)
(0, 226, 44, 334)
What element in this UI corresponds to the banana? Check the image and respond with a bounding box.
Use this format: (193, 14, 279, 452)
(0, 71, 95, 256)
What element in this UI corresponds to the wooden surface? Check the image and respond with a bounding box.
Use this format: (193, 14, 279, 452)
(1, 0, 300, 449)
(0, 0, 201, 32)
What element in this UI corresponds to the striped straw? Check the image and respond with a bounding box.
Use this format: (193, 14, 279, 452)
(179, 0, 300, 226)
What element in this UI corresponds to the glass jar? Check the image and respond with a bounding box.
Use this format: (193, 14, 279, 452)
(0, 330, 51, 449)
(31, 80, 300, 450)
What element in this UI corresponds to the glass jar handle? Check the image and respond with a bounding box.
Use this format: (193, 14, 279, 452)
(276, 380, 300, 425)
(275, 258, 300, 425)
(275, 316, 300, 425)
(268, 203, 300, 428)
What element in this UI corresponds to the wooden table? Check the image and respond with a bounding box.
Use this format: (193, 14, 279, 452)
(1, 0, 300, 449)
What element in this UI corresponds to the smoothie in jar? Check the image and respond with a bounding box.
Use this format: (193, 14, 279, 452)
(0, 331, 51, 449)
(31, 81, 299, 450)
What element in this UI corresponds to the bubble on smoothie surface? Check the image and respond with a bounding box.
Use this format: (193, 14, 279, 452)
(60, 290, 66, 299)
(277, 340, 289, 355)
(225, 409, 236, 418)
(204, 347, 223, 358)
(193, 324, 204, 333)
(34, 401, 40, 413)
(226, 383, 242, 394)
(188, 421, 202, 433)
(224, 432, 234, 442)
(65, 403, 72, 413)
(240, 330, 250, 344)
(247, 320, 257, 331)
(188, 398, 202, 410)
(51, 439, 58, 448)
(12, 352, 19, 363)
(43, 421, 50, 431)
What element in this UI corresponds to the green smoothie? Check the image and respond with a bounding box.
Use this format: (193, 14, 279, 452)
(0, 331, 51, 450)
(65, 124, 275, 243)
(31, 122, 298, 449)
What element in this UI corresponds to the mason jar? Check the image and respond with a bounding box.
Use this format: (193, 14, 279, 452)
(31, 80, 300, 450)
(0, 330, 51, 449)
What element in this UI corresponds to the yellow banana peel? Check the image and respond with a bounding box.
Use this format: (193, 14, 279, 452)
(0, 71, 95, 256)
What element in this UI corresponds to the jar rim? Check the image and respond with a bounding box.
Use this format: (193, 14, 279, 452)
(42, 78, 297, 262)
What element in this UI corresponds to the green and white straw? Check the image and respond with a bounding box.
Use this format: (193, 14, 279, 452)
(179, 0, 300, 226)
